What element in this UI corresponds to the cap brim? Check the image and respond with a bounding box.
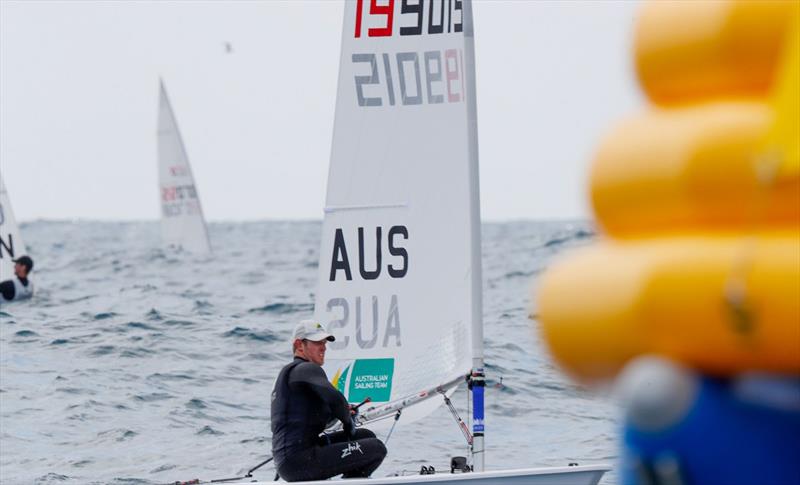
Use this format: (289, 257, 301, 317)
(305, 332, 335, 342)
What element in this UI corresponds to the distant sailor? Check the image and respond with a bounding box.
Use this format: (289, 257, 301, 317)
(0, 255, 34, 302)
(271, 320, 387, 482)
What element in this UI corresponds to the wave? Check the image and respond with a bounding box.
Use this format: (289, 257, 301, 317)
(14, 329, 39, 337)
(222, 326, 280, 343)
(145, 309, 163, 321)
(147, 372, 195, 382)
(93, 312, 118, 320)
(125, 321, 157, 331)
(119, 347, 156, 358)
(35, 473, 72, 483)
(196, 425, 224, 436)
(247, 302, 313, 314)
(89, 345, 115, 356)
(543, 228, 596, 248)
(185, 398, 208, 409)
(94, 428, 138, 443)
(132, 392, 173, 402)
(502, 269, 537, 279)
(163, 319, 197, 327)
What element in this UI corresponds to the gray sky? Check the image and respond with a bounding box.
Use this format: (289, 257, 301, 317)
(0, 0, 642, 222)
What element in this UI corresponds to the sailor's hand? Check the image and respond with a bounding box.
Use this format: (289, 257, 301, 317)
(350, 397, 371, 416)
(343, 417, 357, 439)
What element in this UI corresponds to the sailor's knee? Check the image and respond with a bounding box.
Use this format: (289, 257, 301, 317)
(375, 439, 387, 458)
(355, 428, 377, 440)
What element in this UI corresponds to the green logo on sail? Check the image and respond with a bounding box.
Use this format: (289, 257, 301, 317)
(333, 365, 351, 393)
(334, 358, 394, 402)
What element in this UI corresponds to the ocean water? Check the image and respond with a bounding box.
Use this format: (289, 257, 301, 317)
(0, 220, 618, 484)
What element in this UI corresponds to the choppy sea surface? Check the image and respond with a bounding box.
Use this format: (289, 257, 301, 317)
(0, 220, 618, 484)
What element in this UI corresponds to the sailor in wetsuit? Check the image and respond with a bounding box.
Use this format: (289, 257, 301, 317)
(0, 255, 34, 302)
(271, 320, 387, 482)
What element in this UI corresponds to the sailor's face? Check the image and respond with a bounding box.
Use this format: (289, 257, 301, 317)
(303, 339, 327, 366)
(13, 263, 27, 279)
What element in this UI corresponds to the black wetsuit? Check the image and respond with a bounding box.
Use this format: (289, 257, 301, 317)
(0, 277, 28, 301)
(271, 357, 387, 482)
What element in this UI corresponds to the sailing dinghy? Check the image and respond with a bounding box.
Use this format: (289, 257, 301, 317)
(0, 175, 27, 283)
(157, 79, 212, 254)
(233, 1, 610, 484)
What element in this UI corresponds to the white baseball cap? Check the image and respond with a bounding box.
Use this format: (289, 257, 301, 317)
(293, 320, 335, 342)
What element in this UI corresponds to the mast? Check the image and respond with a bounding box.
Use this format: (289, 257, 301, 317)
(462, 0, 485, 472)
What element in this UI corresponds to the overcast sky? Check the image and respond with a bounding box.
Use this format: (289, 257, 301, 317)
(0, 0, 643, 222)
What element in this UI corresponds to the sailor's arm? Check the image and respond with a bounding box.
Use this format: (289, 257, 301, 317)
(0, 280, 15, 301)
(291, 363, 353, 431)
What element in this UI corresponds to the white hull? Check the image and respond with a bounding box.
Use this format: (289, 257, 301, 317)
(229, 465, 610, 485)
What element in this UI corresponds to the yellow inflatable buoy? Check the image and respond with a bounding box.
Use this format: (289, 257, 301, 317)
(591, 102, 799, 238)
(535, 0, 800, 386)
(537, 231, 800, 383)
(635, 0, 795, 105)
(759, 15, 800, 179)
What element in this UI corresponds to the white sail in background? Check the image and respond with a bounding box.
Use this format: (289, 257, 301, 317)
(0, 175, 27, 282)
(157, 80, 212, 254)
(317, 0, 477, 426)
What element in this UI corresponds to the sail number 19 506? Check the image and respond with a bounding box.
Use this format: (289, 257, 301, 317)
(351, 0, 467, 108)
(355, 0, 463, 38)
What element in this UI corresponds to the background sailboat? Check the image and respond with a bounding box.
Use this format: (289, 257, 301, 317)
(0, 175, 27, 282)
(157, 79, 212, 254)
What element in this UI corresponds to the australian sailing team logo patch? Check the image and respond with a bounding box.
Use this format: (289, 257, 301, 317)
(331, 358, 394, 403)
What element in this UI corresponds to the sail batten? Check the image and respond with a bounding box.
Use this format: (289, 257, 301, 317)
(157, 80, 211, 254)
(324, 202, 409, 213)
(316, 0, 478, 427)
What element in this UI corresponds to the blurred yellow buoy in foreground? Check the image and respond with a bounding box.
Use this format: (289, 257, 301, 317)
(591, 102, 799, 237)
(635, 0, 795, 105)
(537, 231, 800, 384)
(759, 15, 800, 178)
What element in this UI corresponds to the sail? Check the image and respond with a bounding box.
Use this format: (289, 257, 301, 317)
(0, 175, 27, 282)
(317, 0, 479, 426)
(157, 80, 212, 254)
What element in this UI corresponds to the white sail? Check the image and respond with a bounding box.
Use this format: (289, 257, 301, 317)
(157, 80, 212, 254)
(317, 0, 477, 426)
(0, 175, 27, 282)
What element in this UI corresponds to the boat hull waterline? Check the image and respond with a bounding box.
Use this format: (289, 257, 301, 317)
(226, 465, 610, 485)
